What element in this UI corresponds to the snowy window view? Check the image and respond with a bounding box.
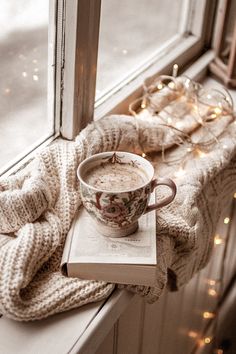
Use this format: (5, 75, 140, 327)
(96, 0, 185, 101)
(0, 1, 52, 169)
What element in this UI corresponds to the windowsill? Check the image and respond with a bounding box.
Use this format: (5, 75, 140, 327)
(0, 288, 133, 354)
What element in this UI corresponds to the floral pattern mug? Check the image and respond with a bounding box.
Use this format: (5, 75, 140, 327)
(77, 151, 176, 237)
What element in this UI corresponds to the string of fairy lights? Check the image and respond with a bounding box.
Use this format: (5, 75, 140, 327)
(129, 64, 236, 353)
(189, 208, 233, 354)
(129, 64, 235, 174)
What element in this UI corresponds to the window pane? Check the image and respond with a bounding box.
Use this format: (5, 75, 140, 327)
(0, 1, 53, 169)
(96, 0, 186, 101)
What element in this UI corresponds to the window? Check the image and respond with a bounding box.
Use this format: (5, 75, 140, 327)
(61, 0, 215, 140)
(96, 0, 189, 102)
(1, 0, 216, 175)
(0, 0, 59, 175)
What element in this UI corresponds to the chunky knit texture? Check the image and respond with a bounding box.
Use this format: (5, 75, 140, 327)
(0, 83, 236, 321)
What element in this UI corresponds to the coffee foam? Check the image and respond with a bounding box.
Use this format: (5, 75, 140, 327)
(84, 162, 148, 192)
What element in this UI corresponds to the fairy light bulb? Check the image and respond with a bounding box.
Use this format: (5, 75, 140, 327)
(167, 117, 172, 124)
(204, 337, 212, 344)
(141, 98, 147, 109)
(234, 192, 236, 198)
(168, 81, 175, 89)
(203, 311, 215, 319)
(195, 148, 206, 158)
(214, 234, 224, 245)
(197, 337, 212, 347)
(185, 78, 191, 88)
(142, 153, 146, 158)
(210, 113, 217, 119)
(224, 217, 230, 224)
(207, 279, 217, 286)
(172, 63, 178, 77)
(176, 121, 183, 129)
(215, 349, 223, 354)
(157, 83, 164, 90)
(214, 107, 222, 115)
(208, 288, 217, 297)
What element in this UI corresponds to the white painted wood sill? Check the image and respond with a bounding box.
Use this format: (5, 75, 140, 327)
(0, 289, 134, 354)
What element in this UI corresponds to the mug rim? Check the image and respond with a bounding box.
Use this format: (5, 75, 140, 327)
(77, 151, 154, 194)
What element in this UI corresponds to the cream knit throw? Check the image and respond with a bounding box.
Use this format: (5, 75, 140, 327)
(0, 95, 236, 321)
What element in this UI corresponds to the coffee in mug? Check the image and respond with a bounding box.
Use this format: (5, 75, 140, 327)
(77, 151, 176, 237)
(84, 159, 148, 192)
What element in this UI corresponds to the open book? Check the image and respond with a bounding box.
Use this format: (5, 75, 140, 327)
(61, 195, 157, 286)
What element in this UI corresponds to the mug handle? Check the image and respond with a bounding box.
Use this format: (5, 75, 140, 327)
(145, 178, 177, 214)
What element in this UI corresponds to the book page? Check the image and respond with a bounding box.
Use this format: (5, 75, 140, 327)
(68, 194, 157, 265)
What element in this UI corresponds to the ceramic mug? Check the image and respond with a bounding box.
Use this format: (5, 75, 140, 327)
(77, 151, 176, 237)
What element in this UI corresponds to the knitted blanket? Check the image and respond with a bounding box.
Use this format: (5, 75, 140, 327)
(0, 95, 236, 321)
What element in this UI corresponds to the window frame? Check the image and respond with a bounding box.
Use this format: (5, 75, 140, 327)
(60, 0, 101, 139)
